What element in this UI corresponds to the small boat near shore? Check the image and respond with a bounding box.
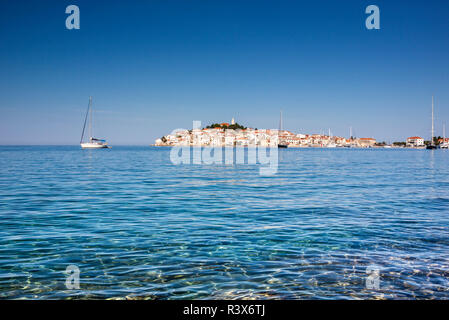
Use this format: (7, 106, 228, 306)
(80, 97, 109, 149)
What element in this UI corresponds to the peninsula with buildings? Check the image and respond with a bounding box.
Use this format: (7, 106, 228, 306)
(155, 118, 449, 149)
(155, 118, 380, 148)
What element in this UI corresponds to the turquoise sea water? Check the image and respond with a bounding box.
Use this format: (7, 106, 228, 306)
(0, 146, 448, 299)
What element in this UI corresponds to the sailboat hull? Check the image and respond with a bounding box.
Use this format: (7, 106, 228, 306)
(81, 143, 109, 149)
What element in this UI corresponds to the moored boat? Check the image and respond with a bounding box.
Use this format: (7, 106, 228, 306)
(80, 97, 109, 149)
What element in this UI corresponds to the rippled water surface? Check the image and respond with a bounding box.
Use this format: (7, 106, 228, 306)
(0, 146, 448, 299)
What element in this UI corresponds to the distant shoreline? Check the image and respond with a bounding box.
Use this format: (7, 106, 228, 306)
(0, 145, 442, 150)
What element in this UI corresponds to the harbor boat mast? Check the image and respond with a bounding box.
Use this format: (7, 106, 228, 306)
(278, 110, 288, 148)
(427, 95, 437, 149)
(431, 95, 434, 145)
(442, 123, 448, 149)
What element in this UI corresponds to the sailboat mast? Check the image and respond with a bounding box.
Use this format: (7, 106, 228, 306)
(431, 95, 434, 145)
(89, 96, 92, 140)
(80, 98, 90, 144)
(443, 123, 446, 143)
(279, 110, 283, 131)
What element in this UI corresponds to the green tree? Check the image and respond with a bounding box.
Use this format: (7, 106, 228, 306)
(205, 122, 247, 130)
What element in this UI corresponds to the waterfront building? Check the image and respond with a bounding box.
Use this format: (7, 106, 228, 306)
(358, 138, 377, 147)
(406, 136, 424, 147)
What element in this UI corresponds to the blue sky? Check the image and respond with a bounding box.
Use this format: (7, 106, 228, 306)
(0, 0, 448, 144)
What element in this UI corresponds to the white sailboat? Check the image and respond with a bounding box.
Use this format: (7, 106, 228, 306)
(327, 128, 337, 148)
(80, 97, 109, 149)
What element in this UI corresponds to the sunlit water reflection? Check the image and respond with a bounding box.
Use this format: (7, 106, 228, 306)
(0, 146, 448, 299)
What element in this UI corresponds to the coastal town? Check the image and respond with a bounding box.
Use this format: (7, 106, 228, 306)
(154, 118, 449, 149)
